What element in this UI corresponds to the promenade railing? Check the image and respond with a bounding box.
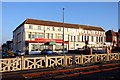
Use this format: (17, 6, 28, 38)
(0, 53, 120, 72)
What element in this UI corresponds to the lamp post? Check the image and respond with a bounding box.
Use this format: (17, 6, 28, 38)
(63, 8, 65, 54)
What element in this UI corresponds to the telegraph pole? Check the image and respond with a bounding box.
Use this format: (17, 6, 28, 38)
(63, 8, 65, 54)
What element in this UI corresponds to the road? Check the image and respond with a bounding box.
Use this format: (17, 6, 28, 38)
(64, 69, 120, 80)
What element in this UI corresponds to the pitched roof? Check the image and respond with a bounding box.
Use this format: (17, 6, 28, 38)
(13, 18, 105, 32)
(105, 30, 117, 36)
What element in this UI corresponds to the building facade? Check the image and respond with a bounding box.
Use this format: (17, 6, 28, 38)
(106, 29, 120, 48)
(2, 40, 13, 52)
(118, 29, 120, 47)
(105, 30, 120, 47)
(13, 19, 105, 52)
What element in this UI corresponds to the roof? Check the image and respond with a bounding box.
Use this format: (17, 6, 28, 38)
(13, 18, 105, 32)
(105, 30, 117, 36)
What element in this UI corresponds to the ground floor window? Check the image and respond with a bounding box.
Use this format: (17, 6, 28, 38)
(30, 43, 67, 51)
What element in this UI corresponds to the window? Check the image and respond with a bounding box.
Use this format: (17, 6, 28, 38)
(28, 33, 31, 39)
(99, 37, 101, 42)
(71, 36, 72, 41)
(58, 34, 62, 39)
(96, 37, 98, 42)
(87, 36, 89, 41)
(32, 34, 35, 39)
(71, 36, 74, 42)
(31, 44, 37, 50)
(82, 35, 84, 42)
(49, 34, 53, 39)
(84, 36, 86, 41)
(31, 44, 35, 50)
(46, 33, 49, 39)
(51, 34, 53, 39)
(52, 27, 55, 31)
(35, 33, 37, 38)
(47, 26, 50, 30)
(38, 33, 43, 38)
(38, 26, 41, 30)
(91, 36, 94, 42)
(101, 37, 103, 42)
(55, 34, 62, 39)
(29, 25, 33, 29)
(58, 27, 61, 31)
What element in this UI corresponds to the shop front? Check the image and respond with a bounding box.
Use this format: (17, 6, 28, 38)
(25, 38, 68, 52)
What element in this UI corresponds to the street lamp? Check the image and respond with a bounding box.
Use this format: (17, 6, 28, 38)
(63, 8, 65, 54)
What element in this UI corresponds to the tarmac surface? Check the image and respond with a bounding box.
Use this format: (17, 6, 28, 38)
(1, 64, 120, 80)
(62, 69, 120, 80)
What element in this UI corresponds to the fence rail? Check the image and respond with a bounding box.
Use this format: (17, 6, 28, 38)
(0, 53, 120, 72)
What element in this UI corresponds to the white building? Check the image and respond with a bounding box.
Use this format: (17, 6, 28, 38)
(13, 18, 106, 52)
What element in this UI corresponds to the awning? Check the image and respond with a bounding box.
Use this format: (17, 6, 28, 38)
(44, 42, 56, 45)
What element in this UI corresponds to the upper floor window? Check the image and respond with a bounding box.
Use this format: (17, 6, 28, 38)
(46, 26, 50, 30)
(82, 35, 84, 42)
(84, 36, 87, 41)
(32, 34, 35, 39)
(52, 27, 55, 31)
(96, 37, 98, 42)
(58, 27, 61, 31)
(65, 28, 68, 32)
(87, 36, 89, 41)
(99, 37, 101, 42)
(38, 33, 44, 38)
(50, 34, 53, 39)
(28, 33, 31, 39)
(58, 34, 62, 39)
(101, 37, 103, 42)
(45, 33, 49, 39)
(29, 25, 33, 29)
(38, 26, 41, 30)
(71, 36, 75, 42)
(91, 36, 94, 42)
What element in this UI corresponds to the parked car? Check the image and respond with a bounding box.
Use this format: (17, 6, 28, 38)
(57, 49, 68, 54)
(2, 53, 9, 58)
(29, 50, 41, 55)
(92, 49, 105, 54)
(14, 50, 25, 56)
(2, 52, 15, 58)
(41, 49, 53, 55)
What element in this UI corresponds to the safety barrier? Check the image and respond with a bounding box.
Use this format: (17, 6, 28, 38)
(0, 53, 120, 72)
